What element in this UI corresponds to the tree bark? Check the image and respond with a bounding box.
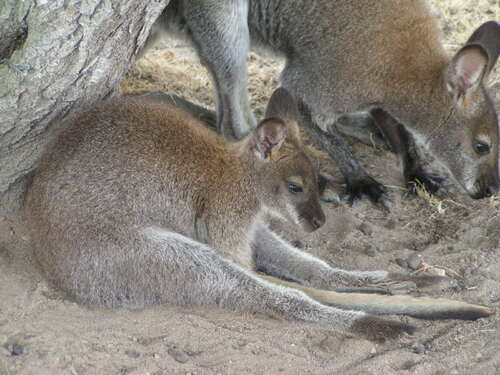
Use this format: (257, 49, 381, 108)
(0, 0, 169, 210)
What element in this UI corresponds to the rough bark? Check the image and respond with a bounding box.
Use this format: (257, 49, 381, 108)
(0, 0, 169, 210)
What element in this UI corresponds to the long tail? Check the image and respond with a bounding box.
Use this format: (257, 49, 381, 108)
(258, 274, 494, 320)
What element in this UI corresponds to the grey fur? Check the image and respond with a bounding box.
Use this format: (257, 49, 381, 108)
(150, 0, 500, 203)
(25, 92, 493, 341)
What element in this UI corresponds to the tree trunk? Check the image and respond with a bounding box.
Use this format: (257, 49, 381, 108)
(0, 0, 169, 211)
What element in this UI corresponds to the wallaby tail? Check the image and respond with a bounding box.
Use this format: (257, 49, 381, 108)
(258, 274, 495, 320)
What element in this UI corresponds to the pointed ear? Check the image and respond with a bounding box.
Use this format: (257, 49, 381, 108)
(369, 108, 404, 154)
(265, 87, 301, 141)
(445, 21, 500, 99)
(445, 46, 488, 98)
(265, 87, 300, 122)
(252, 118, 287, 160)
(465, 21, 500, 76)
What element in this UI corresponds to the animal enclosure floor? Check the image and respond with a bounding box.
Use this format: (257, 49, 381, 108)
(1, 1, 499, 374)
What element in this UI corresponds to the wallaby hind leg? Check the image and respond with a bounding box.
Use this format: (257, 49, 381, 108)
(134, 91, 217, 130)
(257, 275, 494, 321)
(182, 0, 256, 139)
(136, 227, 413, 340)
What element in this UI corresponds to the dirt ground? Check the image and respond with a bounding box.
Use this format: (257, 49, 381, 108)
(1, 1, 499, 374)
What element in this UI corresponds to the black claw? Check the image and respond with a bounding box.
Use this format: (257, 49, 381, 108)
(407, 171, 445, 195)
(344, 176, 390, 210)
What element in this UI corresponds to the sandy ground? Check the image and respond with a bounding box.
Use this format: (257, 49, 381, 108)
(1, 1, 499, 374)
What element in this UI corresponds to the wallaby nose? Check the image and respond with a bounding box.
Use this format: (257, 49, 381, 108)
(311, 213, 326, 230)
(485, 184, 499, 197)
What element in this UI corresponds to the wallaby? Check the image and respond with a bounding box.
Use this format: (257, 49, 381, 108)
(148, 0, 500, 206)
(25, 89, 492, 341)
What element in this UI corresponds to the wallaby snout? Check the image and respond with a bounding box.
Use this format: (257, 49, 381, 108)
(471, 172, 499, 199)
(297, 200, 325, 232)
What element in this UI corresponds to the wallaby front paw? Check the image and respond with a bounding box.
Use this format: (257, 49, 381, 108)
(344, 176, 390, 210)
(350, 315, 415, 341)
(406, 171, 445, 195)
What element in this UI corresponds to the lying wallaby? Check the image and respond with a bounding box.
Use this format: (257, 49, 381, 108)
(25, 89, 492, 341)
(149, 0, 500, 205)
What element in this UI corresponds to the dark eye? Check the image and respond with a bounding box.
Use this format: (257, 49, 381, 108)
(288, 182, 303, 194)
(473, 140, 490, 156)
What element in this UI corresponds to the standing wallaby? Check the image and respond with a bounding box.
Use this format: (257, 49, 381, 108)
(25, 89, 492, 341)
(149, 0, 500, 206)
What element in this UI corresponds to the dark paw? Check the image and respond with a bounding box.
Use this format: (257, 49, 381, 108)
(350, 315, 416, 341)
(406, 171, 445, 195)
(344, 176, 390, 210)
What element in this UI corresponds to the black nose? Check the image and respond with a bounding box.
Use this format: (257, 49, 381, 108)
(485, 184, 499, 197)
(311, 215, 325, 230)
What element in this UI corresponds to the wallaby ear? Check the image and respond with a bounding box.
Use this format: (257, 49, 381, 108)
(252, 118, 287, 160)
(369, 108, 404, 154)
(465, 21, 500, 75)
(265, 87, 301, 141)
(445, 46, 488, 98)
(265, 87, 300, 122)
(445, 21, 500, 100)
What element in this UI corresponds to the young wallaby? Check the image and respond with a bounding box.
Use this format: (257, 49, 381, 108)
(149, 0, 500, 206)
(24, 89, 492, 341)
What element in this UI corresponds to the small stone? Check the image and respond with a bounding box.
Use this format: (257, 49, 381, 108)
(406, 254, 422, 271)
(385, 218, 397, 230)
(411, 343, 424, 354)
(358, 222, 373, 236)
(125, 349, 140, 358)
(428, 268, 446, 277)
(291, 240, 304, 249)
(365, 245, 377, 257)
(395, 257, 408, 269)
(402, 359, 417, 370)
(233, 339, 248, 349)
(5, 343, 24, 356)
(168, 346, 189, 363)
(153, 353, 160, 359)
(475, 352, 482, 360)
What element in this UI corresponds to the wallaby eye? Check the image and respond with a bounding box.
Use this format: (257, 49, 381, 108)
(288, 182, 303, 194)
(473, 140, 490, 156)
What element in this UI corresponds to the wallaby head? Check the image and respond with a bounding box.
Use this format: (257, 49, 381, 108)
(243, 88, 325, 232)
(378, 21, 500, 199)
(428, 21, 499, 198)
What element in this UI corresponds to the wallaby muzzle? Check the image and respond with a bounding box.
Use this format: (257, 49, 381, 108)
(471, 178, 499, 199)
(299, 201, 326, 232)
